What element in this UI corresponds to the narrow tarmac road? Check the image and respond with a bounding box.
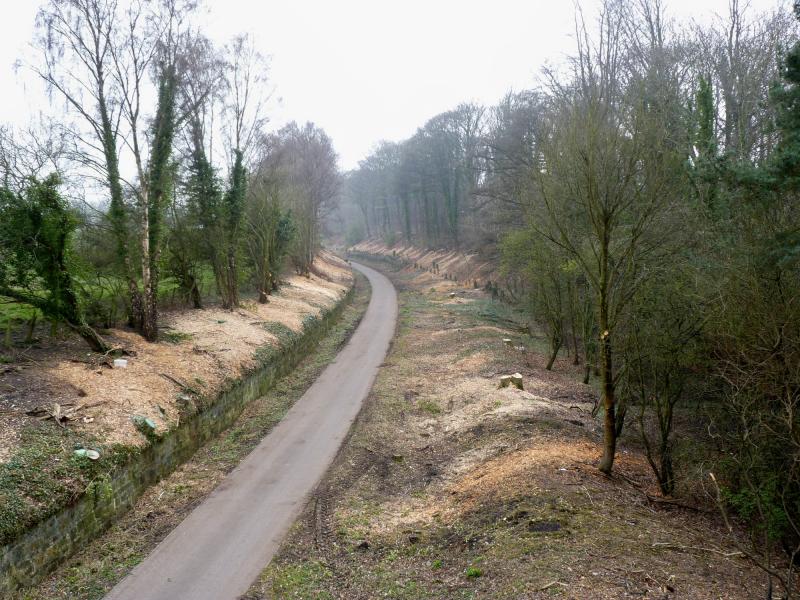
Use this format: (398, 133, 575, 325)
(105, 262, 396, 600)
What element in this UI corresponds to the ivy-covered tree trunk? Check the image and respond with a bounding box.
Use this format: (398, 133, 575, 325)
(98, 86, 143, 331)
(139, 64, 178, 341)
(218, 149, 247, 309)
(0, 176, 109, 353)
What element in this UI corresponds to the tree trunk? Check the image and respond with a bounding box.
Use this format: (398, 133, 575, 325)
(139, 189, 158, 342)
(546, 336, 562, 371)
(127, 275, 143, 330)
(25, 311, 37, 344)
(571, 326, 580, 365)
(598, 328, 617, 474)
(659, 445, 675, 496)
(141, 289, 158, 342)
(176, 270, 202, 309)
(190, 280, 202, 309)
(222, 251, 239, 309)
(99, 90, 142, 331)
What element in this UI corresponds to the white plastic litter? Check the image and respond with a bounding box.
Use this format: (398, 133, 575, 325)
(74, 448, 100, 460)
(113, 358, 128, 368)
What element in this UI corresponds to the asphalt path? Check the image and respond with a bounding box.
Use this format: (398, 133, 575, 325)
(105, 262, 397, 600)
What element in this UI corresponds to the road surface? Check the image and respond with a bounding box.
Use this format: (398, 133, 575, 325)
(105, 262, 397, 600)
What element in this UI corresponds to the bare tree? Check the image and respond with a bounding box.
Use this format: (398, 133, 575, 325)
(533, 0, 683, 474)
(265, 122, 338, 275)
(34, 0, 193, 340)
(34, 0, 144, 329)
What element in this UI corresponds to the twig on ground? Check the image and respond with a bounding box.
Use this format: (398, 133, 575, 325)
(616, 468, 708, 513)
(651, 541, 743, 558)
(159, 373, 199, 395)
(78, 399, 107, 410)
(646, 494, 710, 513)
(538, 580, 567, 591)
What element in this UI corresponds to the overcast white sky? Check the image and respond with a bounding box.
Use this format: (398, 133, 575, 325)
(0, 0, 790, 170)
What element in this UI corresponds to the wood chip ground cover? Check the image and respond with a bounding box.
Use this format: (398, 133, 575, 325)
(248, 257, 767, 600)
(0, 252, 350, 548)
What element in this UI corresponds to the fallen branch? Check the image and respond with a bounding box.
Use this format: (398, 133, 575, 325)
(26, 401, 76, 417)
(104, 346, 136, 357)
(646, 494, 710, 513)
(159, 373, 199, 395)
(538, 581, 567, 591)
(77, 399, 107, 410)
(615, 470, 708, 513)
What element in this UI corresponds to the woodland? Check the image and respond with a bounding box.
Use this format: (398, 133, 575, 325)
(0, 0, 338, 353)
(337, 1, 800, 592)
(1, 0, 800, 595)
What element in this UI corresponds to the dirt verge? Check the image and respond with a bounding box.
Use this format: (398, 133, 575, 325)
(247, 256, 766, 599)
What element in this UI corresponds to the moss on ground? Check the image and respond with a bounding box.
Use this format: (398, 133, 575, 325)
(0, 423, 132, 546)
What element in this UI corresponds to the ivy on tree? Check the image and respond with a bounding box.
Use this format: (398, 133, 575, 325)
(0, 175, 108, 352)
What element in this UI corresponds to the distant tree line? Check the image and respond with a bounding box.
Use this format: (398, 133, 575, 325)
(0, 0, 339, 351)
(340, 1, 800, 592)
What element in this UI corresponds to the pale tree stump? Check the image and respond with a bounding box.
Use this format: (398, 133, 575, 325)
(499, 373, 524, 390)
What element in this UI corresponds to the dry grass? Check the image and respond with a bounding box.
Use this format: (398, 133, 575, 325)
(350, 240, 495, 287)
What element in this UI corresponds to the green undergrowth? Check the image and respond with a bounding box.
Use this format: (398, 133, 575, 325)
(0, 303, 40, 335)
(0, 424, 143, 547)
(256, 321, 303, 365)
(0, 267, 219, 335)
(269, 562, 334, 599)
(263, 321, 298, 341)
(160, 330, 192, 344)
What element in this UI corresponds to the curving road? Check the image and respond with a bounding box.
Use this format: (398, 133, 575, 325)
(105, 263, 396, 600)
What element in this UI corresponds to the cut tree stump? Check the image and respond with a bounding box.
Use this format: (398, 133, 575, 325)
(499, 373, 524, 390)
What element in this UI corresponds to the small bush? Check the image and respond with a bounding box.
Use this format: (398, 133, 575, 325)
(465, 566, 483, 579)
